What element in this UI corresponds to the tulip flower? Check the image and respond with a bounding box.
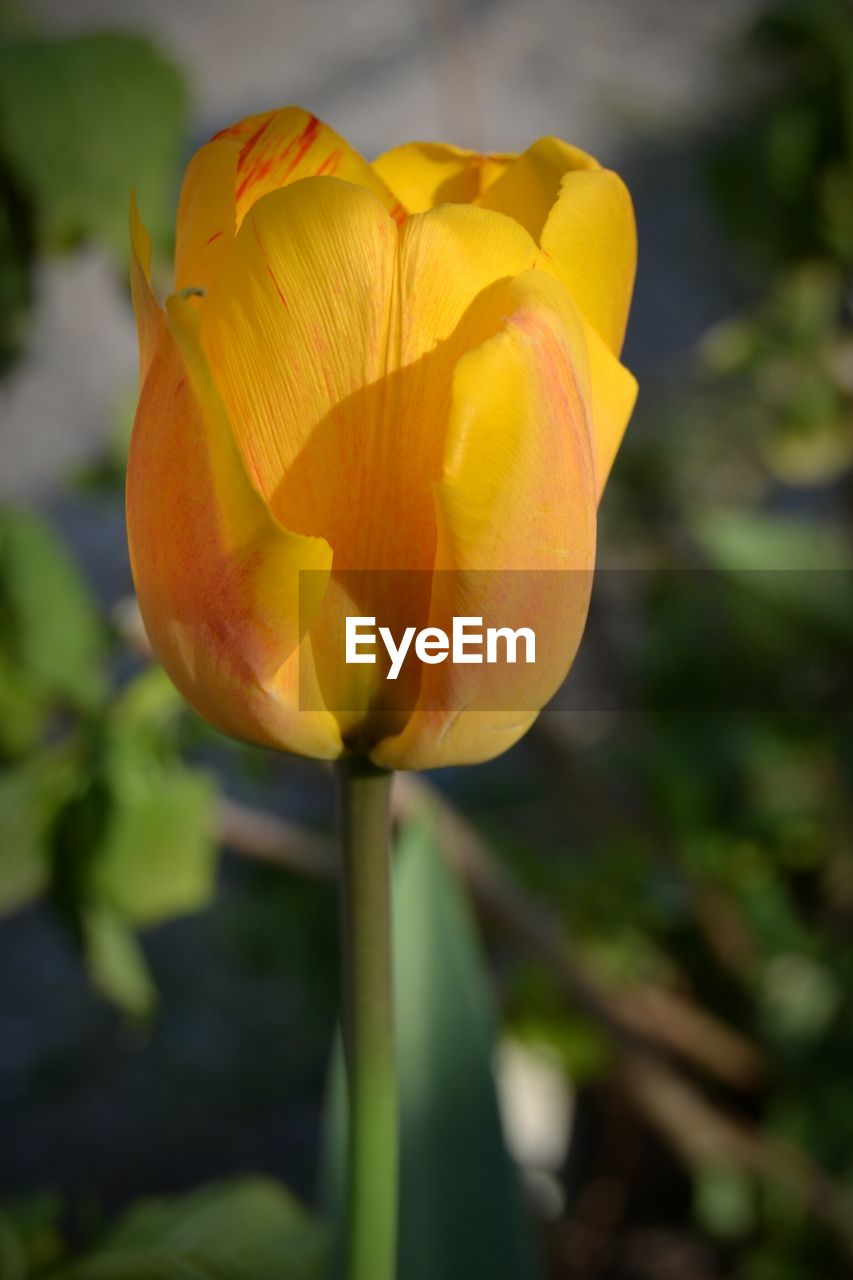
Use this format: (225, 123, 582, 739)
(127, 106, 636, 774)
(126, 105, 637, 1280)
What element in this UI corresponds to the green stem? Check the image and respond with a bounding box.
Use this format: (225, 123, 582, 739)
(336, 757, 398, 1280)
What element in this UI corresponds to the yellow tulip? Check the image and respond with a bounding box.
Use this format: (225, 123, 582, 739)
(127, 106, 637, 770)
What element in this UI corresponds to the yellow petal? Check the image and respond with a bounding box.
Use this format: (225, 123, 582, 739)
(582, 313, 638, 498)
(372, 141, 515, 213)
(126, 208, 341, 759)
(476, 136, 599, 240)
(200, 177, 398, 540)
(538, 168, 637, 354)
(216, 105, 405, 227)
(174, 137, 239, 294)
(372, 270, 597, 770)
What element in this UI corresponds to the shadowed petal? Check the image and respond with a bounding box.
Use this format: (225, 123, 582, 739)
(372, 140, 515, 213)
(127, 203, 341, 759)
(372, 271, 597, 769)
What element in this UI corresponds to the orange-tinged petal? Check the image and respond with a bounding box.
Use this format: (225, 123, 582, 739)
(538, 168, 637, 355)
(174, 137, 239, 294)
(126, 208, 341, 759)
(372, 271, 597, 770)
(476, 136, 599, 240)
(216, 105, 405, 227)
(372, 141, 515, 213)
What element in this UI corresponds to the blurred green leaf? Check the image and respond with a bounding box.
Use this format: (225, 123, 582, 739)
(110, 664, 187, 744)
(0, 1191, 65, 1279)
(0, 507, 105, 711)
(0, 650, 45, 757)
(321, 817, 540, 1280)
(0, 753, 68, 916)
(83, 906, 156, 1019)
(92, 763, 216, 926)
(56, 1177, 327, 1280)
(694, 1164, 755, 1240)
(0, 31, 187, 257)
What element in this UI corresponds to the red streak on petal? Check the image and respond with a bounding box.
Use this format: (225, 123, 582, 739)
(206, 230, 224, 245)
(236, 116, 272, 171)
(266, 264, 288, 309)
(316, 148, 343, 176)
(283, 114, 321, 177)
(251, 221, 288, 309)
(390, 201, 407, 226)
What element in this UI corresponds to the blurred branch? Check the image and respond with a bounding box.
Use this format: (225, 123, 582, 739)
(620, 1055, 853, 1266)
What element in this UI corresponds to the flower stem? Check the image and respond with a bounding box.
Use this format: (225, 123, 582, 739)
(336, 756, 398, 1280)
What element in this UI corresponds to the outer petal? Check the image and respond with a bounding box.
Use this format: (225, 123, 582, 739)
(476, 136, 599, 240)
(173, 107, 405, 298)
(372, 271, 597, 770)
(218, 106, 405, 226)
(127, 204, 341, 759)
(372, 141, 515, 213)
(538, 168, 637, 355)
(174, 137, 239, 293)
(582, 315, 638, 498)
(200, 178, 398, 541)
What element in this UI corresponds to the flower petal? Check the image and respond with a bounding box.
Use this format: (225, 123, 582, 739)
(200, 178, 398, 538)
(372, 141, 515, 213)
(174, 137, 239, 294)
(476, 136, 599, 240)
(538, 168, 637, 355)
(217, 106, 405, 227)
(126, 208, 341, 759)
(582, 313, 638, 498)
(372, 270, 597, 770)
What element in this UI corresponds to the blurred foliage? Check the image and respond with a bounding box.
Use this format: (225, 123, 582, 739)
(0, 506, 217, 1018)
(710, 0, 853, 271)
(0, 13, 186, 371)
(706, 0, 853, 487)
(322, 819, 539, 1280)
(1, 0, 853, 1278)
(1, 1178, 327, 1280)
(703, 262, 853, 485)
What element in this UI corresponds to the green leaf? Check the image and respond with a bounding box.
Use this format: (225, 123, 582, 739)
(0, 1191, 65, 1278)
(56, 1177, 327, 1280)
(0, 754, 68, 915)
(694, 1164, 755, 1240)
(93, 756, 216, 926)
(83, 906, 156, 1019)
(0, 31, 187, 257)
(0, 507, 105, 710)
(321, 817, 540, 1280)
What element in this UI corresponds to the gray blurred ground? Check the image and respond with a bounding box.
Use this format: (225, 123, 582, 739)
(1, 0, 761, 498)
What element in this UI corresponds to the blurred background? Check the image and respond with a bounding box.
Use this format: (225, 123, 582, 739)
(2, 0, 853, 1277)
